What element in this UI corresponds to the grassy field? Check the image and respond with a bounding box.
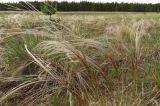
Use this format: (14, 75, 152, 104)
(0, 11, 160, 106)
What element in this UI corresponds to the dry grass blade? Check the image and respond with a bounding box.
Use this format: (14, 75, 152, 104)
(24, 44, 67, 85)
(0, 80, 43, 103)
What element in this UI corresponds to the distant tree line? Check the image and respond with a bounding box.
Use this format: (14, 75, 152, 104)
(0, 1, 160, 12)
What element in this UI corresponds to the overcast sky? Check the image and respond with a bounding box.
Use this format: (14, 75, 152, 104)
(0, 0, 159, 4)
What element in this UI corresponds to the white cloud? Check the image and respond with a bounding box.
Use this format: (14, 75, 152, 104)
(0, 0, 159, 3)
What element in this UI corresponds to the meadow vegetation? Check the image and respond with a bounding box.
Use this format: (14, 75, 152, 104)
(0, 12, 160, 106)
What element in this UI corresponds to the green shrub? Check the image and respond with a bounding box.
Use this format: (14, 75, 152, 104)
(40, 1, 57, 20)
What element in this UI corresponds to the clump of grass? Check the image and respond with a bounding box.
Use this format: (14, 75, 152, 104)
(0, 47, 8, 72)
(49, 96, 70, 106)
(5, 35, 39, 59)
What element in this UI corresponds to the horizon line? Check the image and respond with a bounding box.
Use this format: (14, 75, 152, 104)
(0, 0, 159, 4)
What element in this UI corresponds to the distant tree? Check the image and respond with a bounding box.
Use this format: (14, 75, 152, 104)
(40, 1, 57, 20)
(0, 3, 7, 11)
(156, 4, 160, 13)
(0, 1, 160, 12)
